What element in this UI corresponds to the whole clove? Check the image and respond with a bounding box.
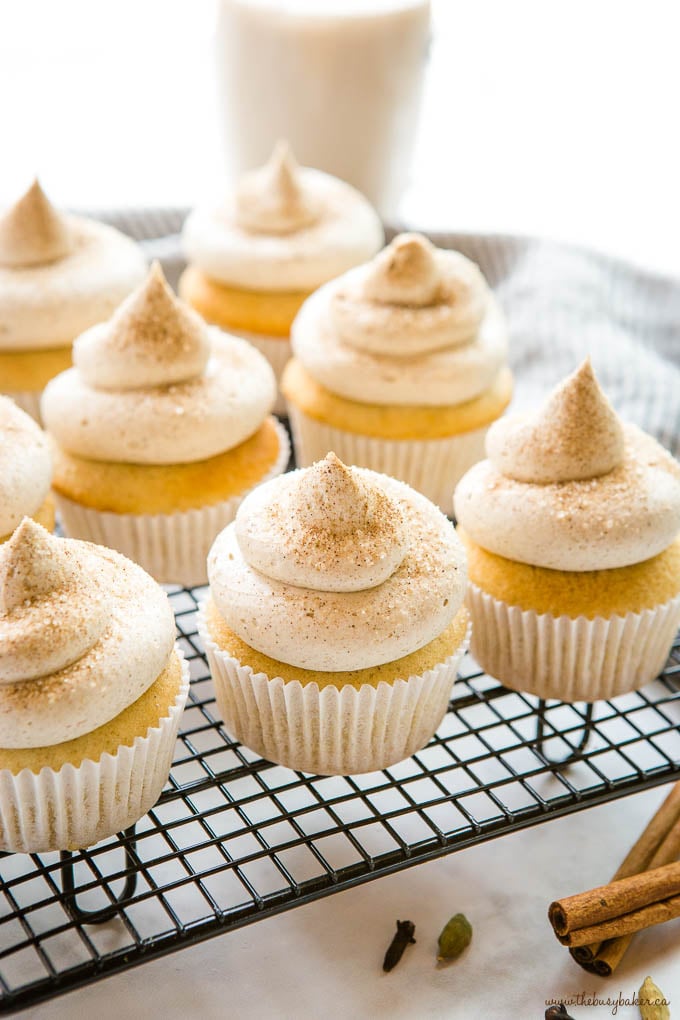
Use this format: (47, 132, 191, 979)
(545, 1006, 576, 1020)
(382, 919, 416, 972)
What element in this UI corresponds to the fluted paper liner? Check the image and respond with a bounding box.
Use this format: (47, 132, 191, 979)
(199, 607, 470, 775)
(466, 583, 680, 702)
(5, 390, 43, 424)
(54, 420, 290, 586)
(233, 330, 291, 416)
(287, 405, 488, 515)
(0, 650, 190, 854)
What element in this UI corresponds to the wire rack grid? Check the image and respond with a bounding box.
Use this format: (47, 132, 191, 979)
(1, 586, 679, 1014)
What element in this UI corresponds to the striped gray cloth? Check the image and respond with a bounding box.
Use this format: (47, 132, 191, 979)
(96, 208, 680, 457)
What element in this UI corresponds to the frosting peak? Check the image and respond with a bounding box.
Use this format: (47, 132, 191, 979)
(454, 363, 680, 572)
(487, 359, 624, 484)
(0, 180, 73, 268)
(234, 141, 319, 235)
(0, 519, 77, 613)
(363, 233, 441, 307)
(0, 520, 109, 684)
(318, 232, 495, 368)
(293, 452, 384, 535)
(73, 262, 211, 390)
(235, 454, 410, 592)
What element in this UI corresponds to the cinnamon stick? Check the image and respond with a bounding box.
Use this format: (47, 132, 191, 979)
(591, 802, 680, 975)
(556, 889, 680, 947)
(566, 781, 680, 971)
(549, 860, 680, 938)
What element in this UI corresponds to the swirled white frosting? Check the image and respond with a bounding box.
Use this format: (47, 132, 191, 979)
(182, 142, 384, 292)
(0, 396, 52, 536)
(290, 233, 508, 406)
(235, 452, 411, 592)
(209, 454, 466, 671)
(234, 140, 320, 235)
(41, 264, 276, 464)
(0, 181, 146, 350)
(0, 519, 175, 748)
(454, 360, 680, 571)
(0, 179, 72, 268)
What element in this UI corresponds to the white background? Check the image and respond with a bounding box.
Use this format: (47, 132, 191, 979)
(1, 0, 679, 275)
(2, 2, 680, 1017)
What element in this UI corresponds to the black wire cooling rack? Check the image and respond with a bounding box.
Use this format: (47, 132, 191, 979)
(1, 587, 679, 1014)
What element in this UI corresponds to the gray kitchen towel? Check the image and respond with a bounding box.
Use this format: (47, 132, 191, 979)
(95, 208, 680, 456)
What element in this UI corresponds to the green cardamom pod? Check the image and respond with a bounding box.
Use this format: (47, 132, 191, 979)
(639, 976, 670, 1020)
(437, 912, 472, 962)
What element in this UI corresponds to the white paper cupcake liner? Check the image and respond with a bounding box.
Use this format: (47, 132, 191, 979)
(466, 583, 680, 702)
(54, 420, 290, 586)
(4, 390, 43, 423)
(287, 405, 488, 515)
(0, 649, 190, 854)
(230, 329, 292, 416)
(198, 606, 470, 775)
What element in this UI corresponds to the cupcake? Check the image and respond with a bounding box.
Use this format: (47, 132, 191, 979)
(454, 360, 680, 702)
(282, 233, 513, 513)
(200, 453, 469, 775)
(180, 142, 384, 413)
(0, 180, 146, 420)
(0, 519, 190, 852)
(0, 396, 54, 540)
(41, 263, 289, 587)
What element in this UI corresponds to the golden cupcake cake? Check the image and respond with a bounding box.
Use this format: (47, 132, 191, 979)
(282, 233, 512, 513)
(0, 520, 190, 852)
(0, 180, 146, 420)
(41, 263, 288, 586)
(180, 142, 384, 412)
(200, 453, 469, 775)
(0, 396, 54, 540)
(454, 360, 680, 702)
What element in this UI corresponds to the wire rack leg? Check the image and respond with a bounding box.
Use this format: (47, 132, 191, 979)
(59, 825, 138, 924)
(535, 700, 595, 766)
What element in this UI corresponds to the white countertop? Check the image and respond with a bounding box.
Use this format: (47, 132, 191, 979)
(26, 787, 680, 1020)
(1, 0, 679, 278)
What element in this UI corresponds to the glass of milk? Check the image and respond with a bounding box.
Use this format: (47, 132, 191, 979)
(215, 0, 431, 218)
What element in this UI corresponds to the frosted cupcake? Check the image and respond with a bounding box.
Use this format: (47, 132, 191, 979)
(454, 360, 680, 702)
(0, 396, 54, 540)
(0, 520, 189, 852)
(0, 180, 146, 420)
(180, 142, 384, 413)
(200, 453, 469, 775)
(282, 233, 512, 513)
(41, 264, 288, 586)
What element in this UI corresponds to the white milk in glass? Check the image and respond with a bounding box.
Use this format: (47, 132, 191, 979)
(215, 0, 431, 217)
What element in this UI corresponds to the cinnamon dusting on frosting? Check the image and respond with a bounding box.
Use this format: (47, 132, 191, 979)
(73, 262, 210, 391)
(182, 145, 384, 292)
(306, 232, 497, 381)
(235, 453, 410, 592)
(363, 234, 442, 307)
(0, 519, 109, 685)
(209, 463, 466, 671)
(0, 519, 78, 613)
(487, 359, 624, 484)
(0, 180, 73, 268)
(454, 361, 680, 571)
(234, 141, 319, 235)
(0, 524, 175, 746)
(0, 397, 52, 536)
